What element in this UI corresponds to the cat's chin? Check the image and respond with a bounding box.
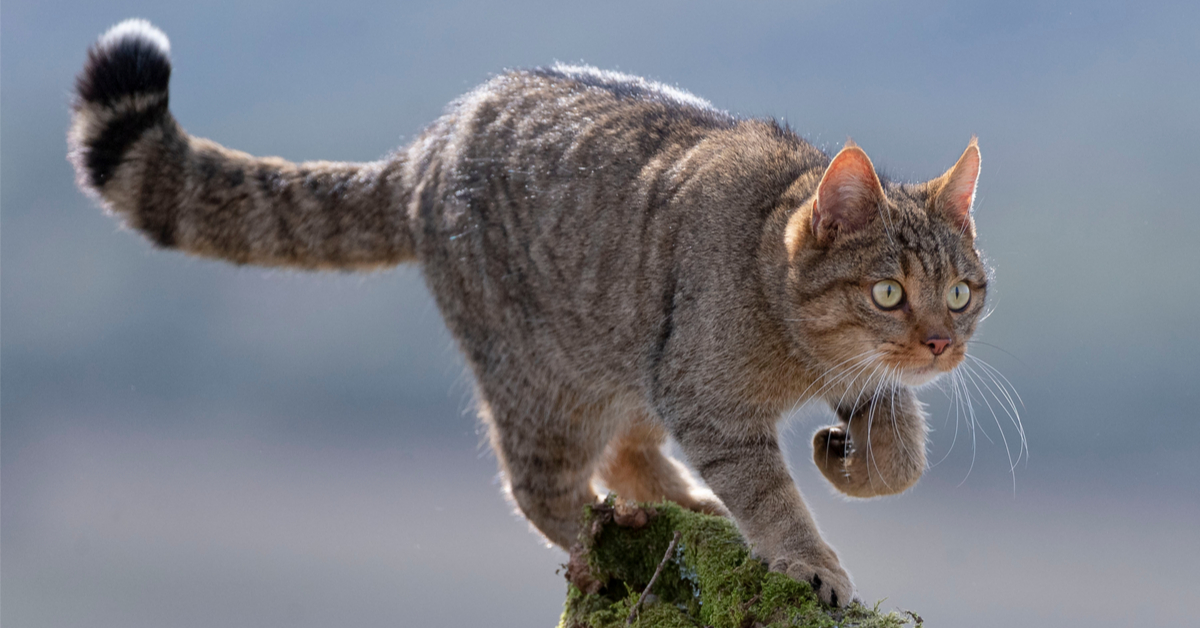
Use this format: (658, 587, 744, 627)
(898, 366, 944, 387)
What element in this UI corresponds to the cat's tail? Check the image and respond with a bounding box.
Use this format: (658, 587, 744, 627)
(68, 19, 417, 270)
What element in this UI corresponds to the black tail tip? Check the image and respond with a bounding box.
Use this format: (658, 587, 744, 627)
(76, 19, 172, 106)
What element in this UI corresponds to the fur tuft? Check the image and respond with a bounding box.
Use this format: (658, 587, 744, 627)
(71, 19, 173, 189)
(98, 18, 171, 54)
(76, 19, 172, 106)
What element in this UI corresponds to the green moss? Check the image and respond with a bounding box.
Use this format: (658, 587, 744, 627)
(559, 499, 921, 628)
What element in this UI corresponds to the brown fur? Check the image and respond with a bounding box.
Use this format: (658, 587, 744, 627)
(70, 22, 991, 607)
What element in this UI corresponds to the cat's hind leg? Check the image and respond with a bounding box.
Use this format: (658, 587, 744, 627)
(596, 405, 727, 516)
(478, 384, 614, 549)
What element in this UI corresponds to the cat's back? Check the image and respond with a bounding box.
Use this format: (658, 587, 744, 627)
(408, 65, 817, 383)
(406, 63, 741, 232)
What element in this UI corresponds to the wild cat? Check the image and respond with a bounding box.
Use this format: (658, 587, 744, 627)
(70, 19, 993, 606)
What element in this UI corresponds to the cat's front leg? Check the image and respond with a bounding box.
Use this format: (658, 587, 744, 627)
(671, 413, 856, 606)
(812, 386, 928, 498)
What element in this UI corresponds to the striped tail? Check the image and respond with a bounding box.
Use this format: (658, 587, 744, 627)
(68, 19, 417, 270)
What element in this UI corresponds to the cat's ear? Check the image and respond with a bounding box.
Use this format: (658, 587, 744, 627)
(812, 142, 886, 244)
(931, 138, 981, 238)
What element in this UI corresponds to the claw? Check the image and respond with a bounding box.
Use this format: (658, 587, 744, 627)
(814, 425, 850, 459)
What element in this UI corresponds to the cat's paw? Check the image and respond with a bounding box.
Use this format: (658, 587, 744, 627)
(813, 425, 850, 461)
(768, 548, 856, 607)
(681, 488, 731, 518)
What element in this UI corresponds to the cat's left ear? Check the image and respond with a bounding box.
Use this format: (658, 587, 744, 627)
(931, 138, 981, 238)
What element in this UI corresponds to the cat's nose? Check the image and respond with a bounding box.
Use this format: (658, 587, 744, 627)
(925, 336, 952, 356)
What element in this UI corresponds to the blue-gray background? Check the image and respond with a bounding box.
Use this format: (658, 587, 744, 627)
(4, 1, 1198, 626)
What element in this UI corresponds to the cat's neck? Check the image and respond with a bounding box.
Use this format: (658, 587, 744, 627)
(759, 168, 823, 314)
(748, 169, 828, 400)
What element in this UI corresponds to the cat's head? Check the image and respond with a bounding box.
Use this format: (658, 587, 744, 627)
(786, 139, 987, 389)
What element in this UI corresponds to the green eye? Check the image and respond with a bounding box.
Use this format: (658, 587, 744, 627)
(872, 280, 904, 310)
(947, 281, 971, 311)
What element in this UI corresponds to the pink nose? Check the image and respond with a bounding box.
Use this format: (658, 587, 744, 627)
(926, 337, 952, 356)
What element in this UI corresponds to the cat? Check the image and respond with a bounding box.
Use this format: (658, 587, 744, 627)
(69, 19, 990, 607)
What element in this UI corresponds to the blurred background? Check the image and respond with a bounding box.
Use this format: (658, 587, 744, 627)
(4, 1, 1198, 626)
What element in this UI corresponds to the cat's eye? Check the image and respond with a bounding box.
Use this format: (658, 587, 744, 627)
(947, 281, 971, 311)
(871, 280, 904, 310)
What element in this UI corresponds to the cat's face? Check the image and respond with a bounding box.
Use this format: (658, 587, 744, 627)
(789, 142, 987, 389)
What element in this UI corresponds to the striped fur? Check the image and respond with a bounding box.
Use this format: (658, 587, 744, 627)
(69, 20, 992, 607)
(68, 20, 415, 269)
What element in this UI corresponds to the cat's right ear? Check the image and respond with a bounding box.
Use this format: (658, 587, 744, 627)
(930, 138, 981, 238)
(812, 144, 886, 245)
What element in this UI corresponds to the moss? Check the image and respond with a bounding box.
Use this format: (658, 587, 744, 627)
(559, 498, 921, 628)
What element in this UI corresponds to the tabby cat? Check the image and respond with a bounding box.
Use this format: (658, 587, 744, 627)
(69, 19, 990, 606)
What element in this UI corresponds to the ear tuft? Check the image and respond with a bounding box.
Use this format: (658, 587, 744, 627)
(933, 140, 981, 237)
(812, 145, 886, 244)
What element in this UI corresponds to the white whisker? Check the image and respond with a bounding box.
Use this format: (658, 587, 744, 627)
(961, 364, 1018, 492)
(886, 367, 915, 467)
(864, 363, 893, 493)
(966, 354, 1026, 408)
(953, 369, 979, 487)
(965, 355, 1028, 465)
(929, 370, 962, 469)
(814, 354, 883, 462)
(795, 350, 882, 406)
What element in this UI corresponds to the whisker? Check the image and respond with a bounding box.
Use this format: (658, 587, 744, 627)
(864, 363, 893, 493)
(886, 367, 916, 467)
(778, 351, 880, 441)
(790, 352, 883, 429)
(796, 350, 882, 404)
(966, 354, 1026, 408)
(929, 371, 962, 469)
(961, 369, 993, 445)
(833, 360, 886, 482)
(953, 369, 979, 487)
(961, 364, 1018, 492)
(964, 341, 1032, 373)
(804, 352, 879, 457)
(818, 356, 883, 462)
(878, 203, 897, 246)
(830, 358, 885, 415)
(964, 356, 1028, 465)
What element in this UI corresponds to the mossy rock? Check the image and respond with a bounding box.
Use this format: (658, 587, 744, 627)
(558, 498, 921, 628)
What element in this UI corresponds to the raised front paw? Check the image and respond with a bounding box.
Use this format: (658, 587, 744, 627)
(812, 422, 924, 498)
(768, 547, 857, 607)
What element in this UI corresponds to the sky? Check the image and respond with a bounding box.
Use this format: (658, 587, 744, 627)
(3, 1, 1198, 627)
